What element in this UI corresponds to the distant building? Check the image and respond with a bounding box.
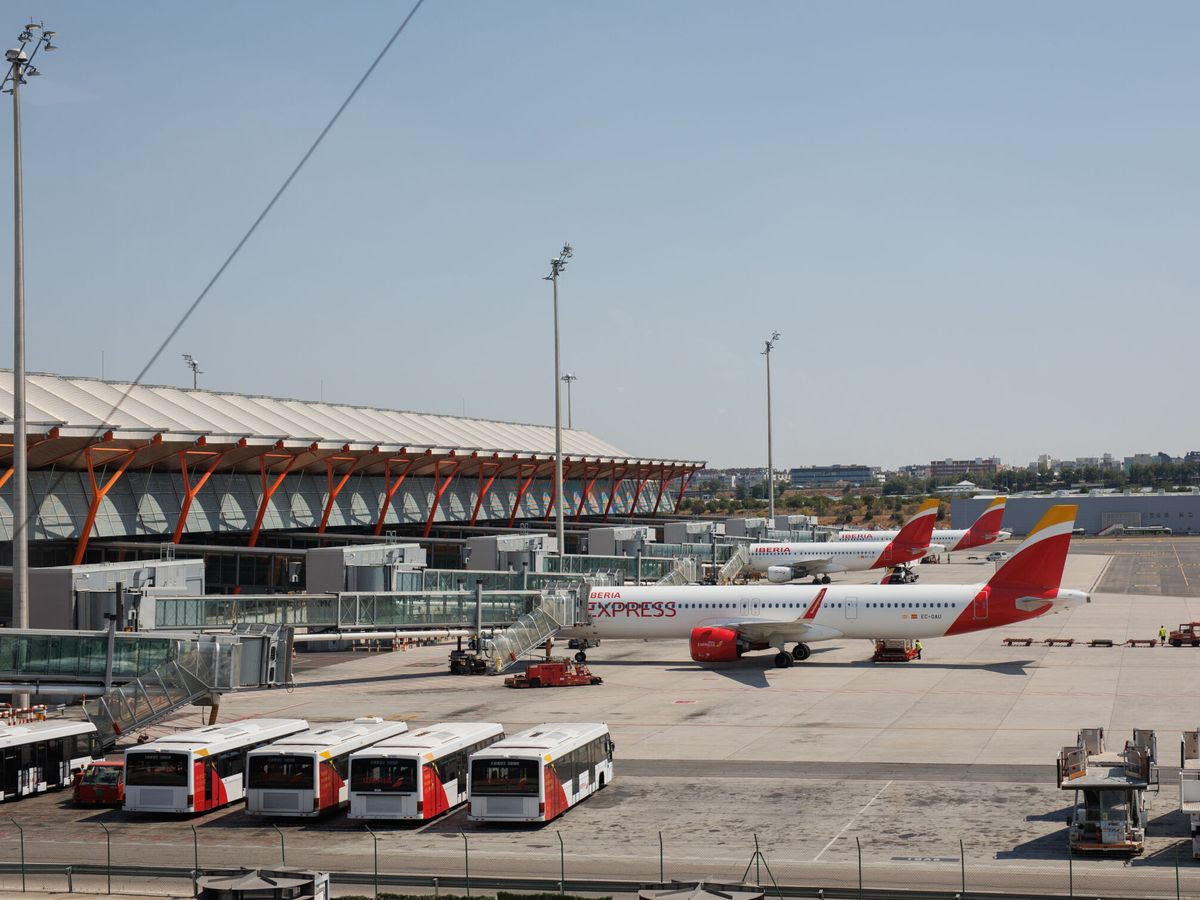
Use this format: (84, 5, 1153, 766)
(953, 492, 1200, 536)
(930, 457, 1000, 479)
(898, 463, 931, 478)
(790, 464, 874, 489)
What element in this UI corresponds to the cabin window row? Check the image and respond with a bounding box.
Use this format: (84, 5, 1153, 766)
(551, 736, 612, 787)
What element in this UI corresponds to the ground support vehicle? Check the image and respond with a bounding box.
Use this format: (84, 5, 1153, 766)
(1059, 727, 1156, 854)
(73, 760, 124, 806)
(1169, 623, 1200, 647)
(872, 639, 919, 662)
(246, 717, 408, 817)
(124, 719, 309, 814)
(504, 660, 602, 688)
(0, 719, 98, 802)
(348, 722, 505, 820)
(469, 723, 613, 823)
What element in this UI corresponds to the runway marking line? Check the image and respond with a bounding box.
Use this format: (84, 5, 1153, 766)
(812, 779, 892, 862)
(1171, 543, 1190, 588)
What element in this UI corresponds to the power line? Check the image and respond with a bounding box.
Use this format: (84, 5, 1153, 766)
(10, 0, 427, 550)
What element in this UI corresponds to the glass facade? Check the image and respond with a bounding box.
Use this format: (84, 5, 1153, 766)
(0, 632, 175, 680)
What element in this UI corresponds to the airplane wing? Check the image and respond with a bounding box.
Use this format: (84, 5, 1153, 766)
(698, 589, 843, 642)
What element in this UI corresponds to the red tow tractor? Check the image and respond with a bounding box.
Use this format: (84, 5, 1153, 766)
(505, 658, 603, 688)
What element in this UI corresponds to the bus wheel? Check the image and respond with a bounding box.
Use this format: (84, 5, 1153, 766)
(598, 774, 606, 789)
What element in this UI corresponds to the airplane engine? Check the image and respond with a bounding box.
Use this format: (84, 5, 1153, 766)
(767, 566, 795, 584)
(690, 626, 743, 662)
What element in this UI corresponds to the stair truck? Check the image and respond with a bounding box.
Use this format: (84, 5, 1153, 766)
(1058, 727, 1157, 854)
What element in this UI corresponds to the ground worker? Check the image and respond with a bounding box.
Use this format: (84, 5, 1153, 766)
(914, 639, 923, 660)
(1159, 625, 1168, 646)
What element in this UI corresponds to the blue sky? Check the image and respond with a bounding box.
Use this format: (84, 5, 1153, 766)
(3, 2, 1197, 468)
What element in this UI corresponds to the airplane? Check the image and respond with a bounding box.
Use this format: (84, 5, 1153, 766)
(563, 504, 1086, 669)
(834, 496, 1011, 552)
(747, 499, 941, 584)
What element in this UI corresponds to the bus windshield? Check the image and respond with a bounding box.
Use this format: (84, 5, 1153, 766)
(125, 752, 188, 787)
(471, 758, 539, 796)
(248, 755, 315, 790)
(350, 758, 417, 793)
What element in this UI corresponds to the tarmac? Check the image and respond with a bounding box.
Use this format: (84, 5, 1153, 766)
(2, 544, 1200, 898)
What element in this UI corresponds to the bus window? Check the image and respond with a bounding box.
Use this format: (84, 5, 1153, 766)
(471, 759, 538, 795)
(126, 753, 188, 787)
(248, 756, 315, 789)
(350, 759, 417, 793)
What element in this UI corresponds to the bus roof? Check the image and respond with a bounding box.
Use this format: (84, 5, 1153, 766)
(477, 723, 609, 755)
(247, 718, 408, 758)
(0, 719, 96, 749)
(351, 722, 503, 757)
(127, 719, 309, 756)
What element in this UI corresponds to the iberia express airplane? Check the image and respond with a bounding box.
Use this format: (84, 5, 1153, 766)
(562, 505, 1086, 668)
(834, 496, 1011, 551)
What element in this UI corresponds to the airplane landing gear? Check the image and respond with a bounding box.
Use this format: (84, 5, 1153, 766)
(791, 643, 811, 661)
(821, 575, 831, 584)
(811, 577, 822, 585)
(774, 651, 794, 668)
(574, 651, 587, 663)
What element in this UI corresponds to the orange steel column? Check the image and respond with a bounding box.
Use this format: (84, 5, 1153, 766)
(627, 465, 653, 516)
(507, 460, 540, 527)
(172, 442, 238, 544)
(318, 447, 377, 533)
(575, 463, 602, 520)
(373, 456, 414, 536)
(674, 467, 697, 510)
(248, 450, 304, 547)
(651, 465, 675, 516)
(602, 465, 628, 520)
(73, 442, 155, 565)
(469, 456, 506, 526)
(0, 469, 13, 492)
(422, 458, 463, 537)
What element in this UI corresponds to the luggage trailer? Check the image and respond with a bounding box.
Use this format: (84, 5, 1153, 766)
(1058, 727, 1157, 854)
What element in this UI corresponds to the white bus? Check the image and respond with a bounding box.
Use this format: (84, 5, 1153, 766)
(348, 722, 505, 821)
(124, 719, 309, 814)
(0, 720, 98, 802)
(246, 717, 408, 817)
(468, 723, 614, 823)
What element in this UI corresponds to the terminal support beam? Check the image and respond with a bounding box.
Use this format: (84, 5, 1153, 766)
(628, 464, 652, 516)
(602, 464, 629, 520)
(373, 455, 414, 536)
(73, 438, 160, 565)
(675, 468, 696, 510)
(318, 446, 378, 533)
(248, 447, 305, 547)
(651, 464, 674, 516)
(507, 460, 540, 527)
(172, 442, 240, 544)
(468, 455, 506, 526)
(422, 456, 462, 537)
(575, 463, 602, 520)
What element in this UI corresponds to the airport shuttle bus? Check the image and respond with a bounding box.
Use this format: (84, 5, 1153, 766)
(0, 720, 99, 802)
(468, 723, 613, 823)
(348, 722, 505, 821)
(246, 717, 408, 817)
(123, 719, 309, 814)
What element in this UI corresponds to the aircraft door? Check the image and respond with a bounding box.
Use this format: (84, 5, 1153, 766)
(972, 594, 988, 620)
(845, 598, 858, 620)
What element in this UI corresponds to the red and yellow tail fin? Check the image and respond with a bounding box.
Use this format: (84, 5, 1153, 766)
(987, 505, 1077, 593)
(891, 499, 940, 550)
(964, 496, 1007, 547)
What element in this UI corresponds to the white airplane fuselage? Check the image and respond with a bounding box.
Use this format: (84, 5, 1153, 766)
(561, 583, 1087, 643)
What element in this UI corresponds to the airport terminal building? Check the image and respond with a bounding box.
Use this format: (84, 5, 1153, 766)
(0, 371, 704, 567)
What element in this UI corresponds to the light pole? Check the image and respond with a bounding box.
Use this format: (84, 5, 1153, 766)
(762, 331, 780, 523)
(544, 243, 572, 557)
(561, 373, 577, 429)
(4, 22, 57, 654)
(182, 353, 202, 389)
